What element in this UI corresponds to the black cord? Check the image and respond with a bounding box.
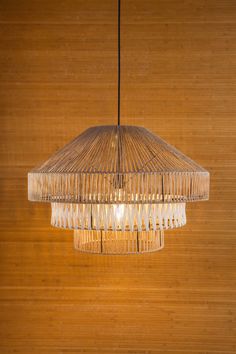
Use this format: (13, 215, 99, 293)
(117, 0, 121, 126)
(116, 0, 122, 188)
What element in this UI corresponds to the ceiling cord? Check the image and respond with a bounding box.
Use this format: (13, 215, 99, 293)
(117, 0, 121, 126)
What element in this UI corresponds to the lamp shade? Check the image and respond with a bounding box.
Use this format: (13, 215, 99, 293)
(28, 125, 209, 204)
(28, 126, 209, 254)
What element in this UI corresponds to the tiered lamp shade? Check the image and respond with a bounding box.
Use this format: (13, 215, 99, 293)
(28, 125, 209, 254)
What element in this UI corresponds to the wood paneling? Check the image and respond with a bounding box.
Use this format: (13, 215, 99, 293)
(0, 0, 235, 353)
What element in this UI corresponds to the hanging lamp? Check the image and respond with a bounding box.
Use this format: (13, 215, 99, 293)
(28, 0, 209, 254)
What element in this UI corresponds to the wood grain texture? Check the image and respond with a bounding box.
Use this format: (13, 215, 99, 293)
(0, 0, 235, 353)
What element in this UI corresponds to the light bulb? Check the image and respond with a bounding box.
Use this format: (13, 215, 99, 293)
(114, 204, 125, 221)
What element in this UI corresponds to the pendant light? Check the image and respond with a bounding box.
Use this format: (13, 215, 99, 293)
(28, 0, 209, 254)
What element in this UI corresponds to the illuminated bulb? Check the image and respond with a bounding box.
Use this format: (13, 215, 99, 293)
(114, 204, 125, 221)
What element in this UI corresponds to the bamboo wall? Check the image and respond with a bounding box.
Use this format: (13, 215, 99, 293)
(0, 0, 235, 353)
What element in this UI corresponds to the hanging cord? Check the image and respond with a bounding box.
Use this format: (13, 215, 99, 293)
(117, 0, 121, 126)
(116, 0, 123, 189)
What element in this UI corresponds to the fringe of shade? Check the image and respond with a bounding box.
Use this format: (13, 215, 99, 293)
(73, 229, 164, 254)
(51, 202, 186, 231)
(28, 171, 209, 204)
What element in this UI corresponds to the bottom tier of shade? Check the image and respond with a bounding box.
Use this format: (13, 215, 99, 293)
(74, 230, 164, 254)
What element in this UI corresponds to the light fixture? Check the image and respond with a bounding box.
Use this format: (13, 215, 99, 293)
(28, 1, 209, 254)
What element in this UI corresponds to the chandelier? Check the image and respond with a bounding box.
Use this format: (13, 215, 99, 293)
(28, 1, 209, 254)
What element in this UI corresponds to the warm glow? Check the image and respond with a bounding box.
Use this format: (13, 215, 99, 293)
(114, 204, 125, 221)
(51, 202, 186, 232)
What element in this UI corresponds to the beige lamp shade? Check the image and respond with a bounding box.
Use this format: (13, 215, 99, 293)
(28, 125, 209, 254)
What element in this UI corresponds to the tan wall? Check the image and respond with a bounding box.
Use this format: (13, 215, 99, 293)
(0, 0, 235, 353)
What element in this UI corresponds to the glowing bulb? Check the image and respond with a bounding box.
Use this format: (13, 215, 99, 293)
(114, 204, 125, 221)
